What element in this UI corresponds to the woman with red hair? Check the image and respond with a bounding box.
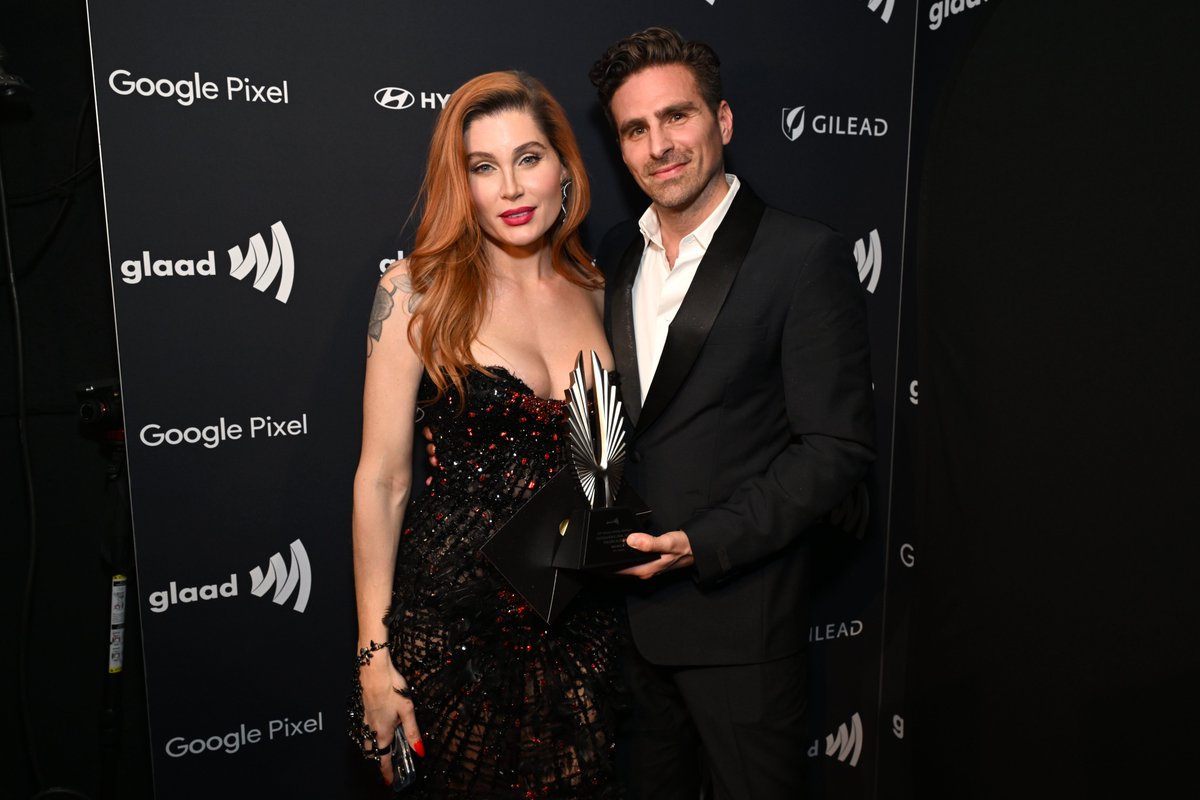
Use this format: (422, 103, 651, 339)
(349, 71, 623, 798)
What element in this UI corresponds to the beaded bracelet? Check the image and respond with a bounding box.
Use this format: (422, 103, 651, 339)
(349, 638, 420, 757)
(348, 641, 390, 757)
(356, 639, 391, 668)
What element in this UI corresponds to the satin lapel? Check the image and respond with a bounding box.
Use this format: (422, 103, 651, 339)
(636, 187, 766, 434)
(609, 233, 645, 426)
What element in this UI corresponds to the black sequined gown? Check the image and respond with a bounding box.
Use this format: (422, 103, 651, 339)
(387, 368, 625, 799)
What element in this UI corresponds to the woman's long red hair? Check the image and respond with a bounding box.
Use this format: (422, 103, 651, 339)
(406, 71, 600, 401)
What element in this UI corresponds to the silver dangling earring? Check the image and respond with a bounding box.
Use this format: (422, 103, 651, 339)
(560, 179, 572, 218)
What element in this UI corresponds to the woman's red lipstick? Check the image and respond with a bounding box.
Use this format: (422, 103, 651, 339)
(500, 207, 535, 226)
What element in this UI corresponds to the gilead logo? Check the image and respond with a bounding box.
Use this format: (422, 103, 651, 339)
(782, 107, 806, 142)
(781, 107, 888, 141)
(809, 619, 865, 643)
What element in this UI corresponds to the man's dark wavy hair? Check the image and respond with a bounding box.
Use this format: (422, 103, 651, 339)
(589, 26, 723, 127)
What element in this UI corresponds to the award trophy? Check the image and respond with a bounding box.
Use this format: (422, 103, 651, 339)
(552, 351, 653, 570)
(481, 351, 650, 623)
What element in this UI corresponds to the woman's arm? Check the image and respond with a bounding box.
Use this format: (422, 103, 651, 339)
(351, 262, 425, 783)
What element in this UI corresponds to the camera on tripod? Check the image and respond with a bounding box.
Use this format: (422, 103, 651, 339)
(76, 378, 123, 438)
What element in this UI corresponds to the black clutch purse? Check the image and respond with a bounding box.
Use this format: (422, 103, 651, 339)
(390, 726, 417, 792)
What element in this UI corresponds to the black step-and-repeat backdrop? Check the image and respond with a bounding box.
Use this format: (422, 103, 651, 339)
(85, 1, 982, 796)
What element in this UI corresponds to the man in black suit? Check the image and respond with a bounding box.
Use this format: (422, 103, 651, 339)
(589, 27, 877, 800)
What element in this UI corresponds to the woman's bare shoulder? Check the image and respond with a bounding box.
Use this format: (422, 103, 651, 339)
(380, 258, 414, 292)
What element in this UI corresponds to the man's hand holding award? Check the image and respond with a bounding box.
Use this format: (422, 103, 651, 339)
(552, 351, 652, 570)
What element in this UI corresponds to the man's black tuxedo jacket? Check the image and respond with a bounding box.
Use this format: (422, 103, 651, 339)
(597, 185, 876, 666)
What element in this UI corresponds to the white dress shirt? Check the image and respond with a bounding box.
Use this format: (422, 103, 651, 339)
(632, 174, 741, 403)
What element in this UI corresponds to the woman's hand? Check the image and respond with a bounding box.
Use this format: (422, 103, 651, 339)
(358, 651, 423, 785)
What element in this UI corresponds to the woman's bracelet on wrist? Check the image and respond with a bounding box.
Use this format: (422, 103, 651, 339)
(356, 639, 391, 667)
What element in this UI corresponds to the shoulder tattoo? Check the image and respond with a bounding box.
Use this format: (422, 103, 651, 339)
(366, 278, 402, 357)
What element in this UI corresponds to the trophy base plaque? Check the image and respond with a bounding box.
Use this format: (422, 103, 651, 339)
(552, 486, 656, 571)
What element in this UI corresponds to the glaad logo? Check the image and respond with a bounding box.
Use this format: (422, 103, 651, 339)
(229, 221, 295, 303)
(147, 538, 312, 614)
(808, 712, 864, 767)
(780, 106, 888, 140)
(250, 539, 312, 613)
(148, 575, 237, 613)
(119, 221, 295, 303)
(930, 0, 989, 31)
(854, 229, 882, 294)
(379, 250, 407, 273)
(374, 86, 451, 111)
(120, 250, 216, 284)
(868, 0, 896, 23)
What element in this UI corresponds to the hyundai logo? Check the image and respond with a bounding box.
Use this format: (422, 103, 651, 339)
(374, 86, 415, 110)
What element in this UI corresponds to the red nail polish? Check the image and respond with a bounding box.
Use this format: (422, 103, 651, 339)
(412, 739, 426, 758)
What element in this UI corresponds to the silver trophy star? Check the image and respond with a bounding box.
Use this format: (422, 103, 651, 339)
(564, 351, 627, 510)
